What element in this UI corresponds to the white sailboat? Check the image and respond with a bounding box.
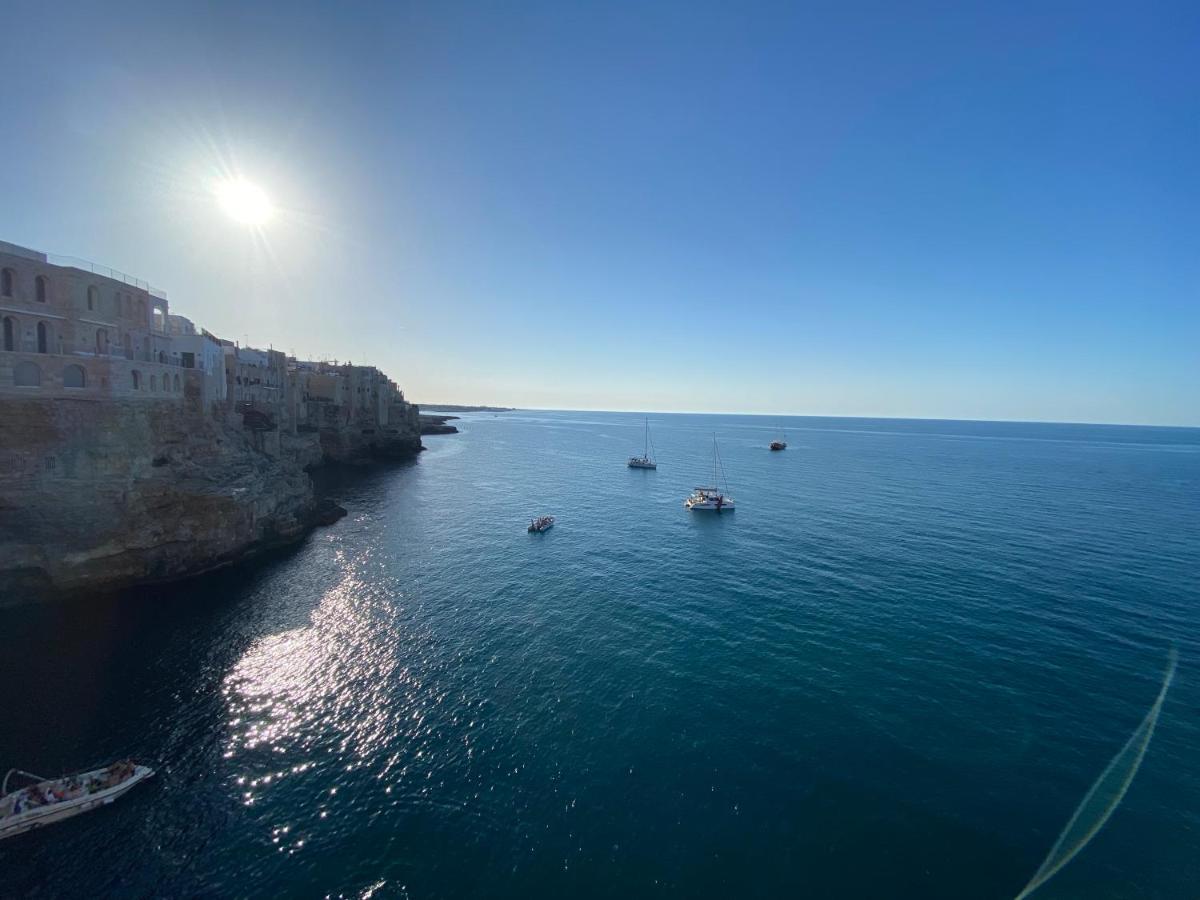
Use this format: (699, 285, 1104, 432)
(684, 435, 735, 512)
(627, 418, 657, 469)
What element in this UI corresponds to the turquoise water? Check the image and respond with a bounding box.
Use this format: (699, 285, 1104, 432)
(2, 412, 1198, 898)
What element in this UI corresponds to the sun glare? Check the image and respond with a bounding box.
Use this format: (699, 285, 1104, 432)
(216, 179, 273, 226)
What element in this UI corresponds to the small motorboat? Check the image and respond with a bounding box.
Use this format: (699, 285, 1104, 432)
(528, 515, 555, 533)
(1, 761, 154, 841)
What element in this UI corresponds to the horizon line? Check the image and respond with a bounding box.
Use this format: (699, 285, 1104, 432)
(416, 406, 1200, 430)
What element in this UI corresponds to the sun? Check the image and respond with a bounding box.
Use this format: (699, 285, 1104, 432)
(216, 178, 273, 226)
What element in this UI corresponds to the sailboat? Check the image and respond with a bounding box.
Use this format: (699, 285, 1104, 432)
(627, 418, 657, 469)
(769, 429, 787, 451)
(684, 435, 735, 511)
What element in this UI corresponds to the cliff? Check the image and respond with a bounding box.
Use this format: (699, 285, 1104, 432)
(0, 238, 429, 604)
(419, 414, 459, 435)
(0, 390, 422, 604)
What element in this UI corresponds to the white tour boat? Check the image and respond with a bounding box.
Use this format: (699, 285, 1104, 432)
(684, 436, 736, 512)
(0, 761, 154, 840)
(627, 418, 657, 469)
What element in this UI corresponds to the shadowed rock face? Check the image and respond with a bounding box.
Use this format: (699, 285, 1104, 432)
(419, 414, 460, 435)
(0, 395, 420, 604)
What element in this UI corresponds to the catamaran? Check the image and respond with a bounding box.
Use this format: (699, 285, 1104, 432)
(627, 418, 657, 469)
(0, 761, 154, 840)
(684, 436, 736, 512)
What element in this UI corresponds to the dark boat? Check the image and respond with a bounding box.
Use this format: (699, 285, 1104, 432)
(769, 439, 787, 451)
(528, 515, 555, 533)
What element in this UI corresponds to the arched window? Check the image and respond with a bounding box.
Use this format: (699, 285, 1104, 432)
(158, 351, 166, 364)
(2, 316, 13, 352)
(36, 322, 48, 354)
(63, 364, 86, 389)
(137, 298, 146, 321)
(142, 336, 150, 361)
(13, 360, 41, 387)
(35, 275, 48, 303)
(150, 374, 158, 392)
(87, 285, 98, 311)
(96, 328, 109, 355)
(173, 374, 181, 392)
(123, 333, 133, 360)
(1, 268, 13, 298)
(131, 370, 141, 390)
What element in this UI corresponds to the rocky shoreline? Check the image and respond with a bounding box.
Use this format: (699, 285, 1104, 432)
(419, 414, 460, 435)
(0, 394, 425, 606)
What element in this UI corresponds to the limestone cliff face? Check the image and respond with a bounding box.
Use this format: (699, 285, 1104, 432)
(0, 394, 315, 602)
(0, 392, 423, 604)
(303, 400, 423, 465)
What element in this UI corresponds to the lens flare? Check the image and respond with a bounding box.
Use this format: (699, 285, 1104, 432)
(1013, 647, 1178, 899)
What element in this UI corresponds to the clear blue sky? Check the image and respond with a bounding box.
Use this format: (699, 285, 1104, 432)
(2, 1, 1197, 424)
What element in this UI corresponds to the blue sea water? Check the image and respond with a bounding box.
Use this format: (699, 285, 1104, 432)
(1, 412, 1198, 898)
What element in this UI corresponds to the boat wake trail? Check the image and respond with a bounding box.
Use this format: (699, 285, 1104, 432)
(1013, 647, 1178, 899)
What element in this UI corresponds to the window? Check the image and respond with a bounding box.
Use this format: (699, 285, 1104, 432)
(173, 374, 181, 392)
(63, 364, 86, 388)
(88, 285, 98, 311)
(13, 360, 40, 387)
(150, 374, 158, 391)
(2, 316, 13, 351)
(123, 333, 133, 359)
(36, 322, 48, 354)
(35, 276, 48, 303)
(1, 268, 13, 298)
(131, 370, 141, 390)
(96, 328, 109, 355)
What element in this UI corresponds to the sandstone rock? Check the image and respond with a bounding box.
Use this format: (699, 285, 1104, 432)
(0, 393, 422, 605)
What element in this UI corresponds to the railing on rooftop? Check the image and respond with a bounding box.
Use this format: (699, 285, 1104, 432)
(45, 253, 166, 299)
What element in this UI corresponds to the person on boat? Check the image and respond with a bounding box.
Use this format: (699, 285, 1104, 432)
(101, 760, 134, 788)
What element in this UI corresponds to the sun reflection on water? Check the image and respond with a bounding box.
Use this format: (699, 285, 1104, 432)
(221, 573, 430, 829)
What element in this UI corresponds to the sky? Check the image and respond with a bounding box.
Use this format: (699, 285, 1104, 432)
(2, 1, 1197, 425)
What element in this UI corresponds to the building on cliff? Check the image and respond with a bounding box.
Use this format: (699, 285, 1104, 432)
(1, 239, 190, 402)
(0, 239, 424, 602)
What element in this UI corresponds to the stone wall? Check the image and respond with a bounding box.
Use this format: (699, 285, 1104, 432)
(0, 350, 192, 400)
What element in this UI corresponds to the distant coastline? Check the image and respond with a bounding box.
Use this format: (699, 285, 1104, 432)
(417, 404, 514, 413)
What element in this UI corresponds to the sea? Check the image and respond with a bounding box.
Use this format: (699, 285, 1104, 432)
(1, 411, 1198, 898)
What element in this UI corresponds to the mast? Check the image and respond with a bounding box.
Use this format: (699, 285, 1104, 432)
(712, 434, 720, 492)
(644, 418, 649, 458)
(713, 435, 730, 494)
